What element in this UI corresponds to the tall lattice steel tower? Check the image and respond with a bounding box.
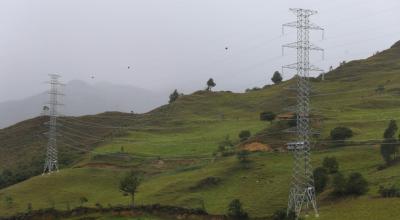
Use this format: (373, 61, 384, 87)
(282, 8, 324, 218)
(43, 74, 64, 174)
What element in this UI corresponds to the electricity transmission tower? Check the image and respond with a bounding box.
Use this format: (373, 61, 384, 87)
(43, 74, 64, 174)
(282, 8, 324, 218)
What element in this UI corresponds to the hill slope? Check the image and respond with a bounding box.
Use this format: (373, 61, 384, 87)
(0, 80, 166, 128)
(1, 41, 400, 219)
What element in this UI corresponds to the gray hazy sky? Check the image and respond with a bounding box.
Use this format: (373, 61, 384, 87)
(0, 0, 399, 102)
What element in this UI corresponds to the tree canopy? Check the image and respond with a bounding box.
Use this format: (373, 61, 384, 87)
(271, 71, 283, 84)
(119, 171, 141, 208)
(207, 78, 216, 91)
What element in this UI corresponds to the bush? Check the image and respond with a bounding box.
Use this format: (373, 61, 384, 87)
(271, 208, 298, 220)
(227, 199, 248, 219)
(332, 172, 369, 197)
(379, 185, 400, 198)
(322, 157, 339, 174)
(313, 167, 328, 193)
(260, 111, 276, 123)
(345, 172, 368, 196)
(239, 130, 251, 141)
(330, 127, 353, 141)
(332, 172, 347, 196)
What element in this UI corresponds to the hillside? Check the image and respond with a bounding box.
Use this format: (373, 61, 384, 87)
(0, 80, 166, 128)
(0, 41, 400, 219)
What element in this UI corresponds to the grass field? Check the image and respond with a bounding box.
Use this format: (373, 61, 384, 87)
(1, 41, 400, 219)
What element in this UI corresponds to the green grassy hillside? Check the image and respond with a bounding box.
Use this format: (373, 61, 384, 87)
(1, 41, 400, 219)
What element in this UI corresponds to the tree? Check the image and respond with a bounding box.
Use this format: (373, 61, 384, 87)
(119, 171, 141, 208)
(330, 127, 353, 141)
(260, 111, 276, 123)
(332, 172, 346, 196)
(313, 167, 328, 193)
(345, 172, 368, 195)
(206, 78, 216, 91)
(322, 157, 339, 174)
(384, 120, 398, 139)
(227, 199, 248, 219)
(238, 130, 251, 142)
(271, 71, 283, 84)
(169, 89, 180, 103)
(381, 138, 397, 164)
(381, 120, 399, 165)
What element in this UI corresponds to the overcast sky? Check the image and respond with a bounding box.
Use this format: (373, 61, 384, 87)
(0, 0, 399, 102)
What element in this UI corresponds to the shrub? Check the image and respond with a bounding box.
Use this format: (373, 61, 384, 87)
(313, 167, 328, 193)
(379, 185, 400, 198)
(260, 111, 276, 123)
(322, 157, 339, 174)
(227, 199, 248, 219)
(380, 138, 398, 165)
(332, 172, 346, 196)
(330, 127, 353, 141)
(383, 120, 398, 138)
(239, 130, 251, 141)
(332, 172, 369, 197)
(169, 89, 180, 103)
(345, 172, 368, 196)
(271, 208, 299, 220)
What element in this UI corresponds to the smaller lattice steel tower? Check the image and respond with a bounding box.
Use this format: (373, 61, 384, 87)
(282, 8, 324, 218)
(43, 74, 64, 174)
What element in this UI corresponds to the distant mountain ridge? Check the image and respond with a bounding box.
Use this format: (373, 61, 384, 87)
(0, 80, 166, 128)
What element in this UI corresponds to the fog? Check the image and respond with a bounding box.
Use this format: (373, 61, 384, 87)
(0, 0, 399, 102)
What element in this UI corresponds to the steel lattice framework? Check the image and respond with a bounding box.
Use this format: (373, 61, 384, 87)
(282, 8, 324, 218)
(43, 74, 64, 174)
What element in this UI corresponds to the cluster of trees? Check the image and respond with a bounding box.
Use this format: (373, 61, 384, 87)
(0, 167, 41, 190)
(380, 120, 400, 165)
(313, 157, 368, 197)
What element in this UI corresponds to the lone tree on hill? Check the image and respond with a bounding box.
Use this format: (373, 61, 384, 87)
(119, 171, 141, 208)
(206, 78, 216, 91)
(260, 111, 276, 123)
(169, 89, 180, 103)
(271, 71, 283, 84)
